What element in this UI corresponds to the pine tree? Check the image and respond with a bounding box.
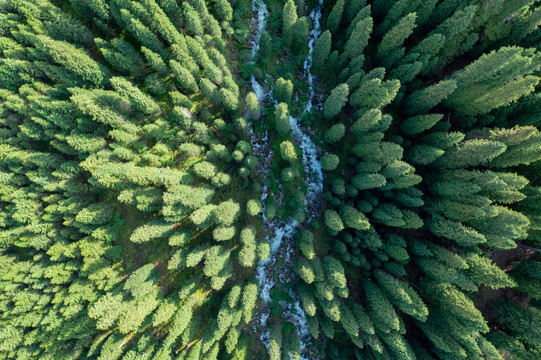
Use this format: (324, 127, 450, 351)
(350, 78, 400, 109)
(219, 88, 239, 112)
(364, 280, 401, 332)
(111, 76, 160, 114)
(259, 31, 272, 57)
(429, 214, 487, 246)
(182, 2, 204, 36)
(96, 38, 147, 77)
(246, 199, 262, 216)
(321, 154, 339, 171)
(325, 123, 346, 143)
(430, 5, 478, 67)
(282, 0, 298, 46)
(119, 8, 168, 59)
(323, 256, 347, 288)
(204, 63, 223, 85)
(313, 30, 332, 72)
(375, 270, 428, 321)
(351, 173, 387, 190)
(293, 17, 310, 51)
(239, 234, 257, 268)
(269, 323, 282, 360)
(246, 92, 261, 120)
(466, 254, 516, 289)
(325, 210, 345, 233)
(275, 103, 291, 136)
(340, 205, 370, 230)
(376, 12, 417, 60)
(426, 282, 488, 332)
(344, 16, 373, 59)
(446, 46, 541, 115)
(326, 0, 345, 34)
(213, 0, 233, 22)
(274, 77, 294, 103)
(401, 114, 443, 135)
(403, 80, 457, 115)
(436, 139, 507, 168)
(170, 60, 199, 94)
(36, 35, 107, 86)
(323, 84, 349, 119)
(298, 230, 315, 260)
(408, 144, 444, 165)
(280, 141, 297, 163)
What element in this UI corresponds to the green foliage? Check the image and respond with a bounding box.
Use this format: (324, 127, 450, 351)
(275, 103, 291, 136)
(323, 84, 349, 119)
(340, 205, 370, 230)
(246, 199, 262, 216)
(213, 0, 233, 22)
(293, 17, 310, 51)
(282, 0, 298, 46)
(321, 154, 339, 171)
(446, 46, 541, 115)
(364, 280, 400, 332)
(182, 2, 204, 36)
(344, 16, 373, 58)
(325, 123, 346, 143)
(274, 78, 294, 103)
(280, 140, 297, 163)
(377, 12, 417, 59)
(298, 230, 315, 259)
(246, 92, 261, 120)
(403, 80, 457, 115)
(37, 35, 107, 86)
(401, 114, 443, 135)
(170, 60, 199, 94)
(325, 210, 345, 233)
(313, 30, 332, 72)
(323, 256, 347, 288)
(1, 1, 541, 359)
(326, 0, 344, 34)
(269, 323, 283, 360)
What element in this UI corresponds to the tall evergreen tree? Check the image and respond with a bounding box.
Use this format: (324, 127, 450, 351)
(313, 30, 332, 73)
(282, 0, 298, 46)
(323, 84, 349, 119)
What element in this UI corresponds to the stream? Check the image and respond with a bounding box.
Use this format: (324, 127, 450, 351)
(248, 0, 325, 358)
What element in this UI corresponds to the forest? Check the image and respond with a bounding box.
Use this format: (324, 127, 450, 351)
(0, 0, 540, 359)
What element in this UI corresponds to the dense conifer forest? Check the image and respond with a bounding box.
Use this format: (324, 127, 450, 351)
(0, 0, 541, 359)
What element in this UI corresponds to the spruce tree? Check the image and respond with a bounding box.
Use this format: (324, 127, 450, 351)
(446, 46, 541, 115)
(293, 17, 310, 51)
(323, 84, 349, 119)
(170, 60, 199, 94)
(246, 92, 261, 120)
(376, 12, 417, 60)
(274, 77, 294, 103)
(282, 0, 298, 46)
(344, 17, 373, 59)
(280, 140, 297, 163)
(403, 80, 457, 115)
(313, 30, 332, 72)
(275, 103, 291, 135)
(326, 0, 345, 34)
(213, 0, 233, 22)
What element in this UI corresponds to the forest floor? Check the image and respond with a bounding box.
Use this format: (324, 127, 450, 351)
(117, 204, 147, 271)
(476, 246, 533, 323)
